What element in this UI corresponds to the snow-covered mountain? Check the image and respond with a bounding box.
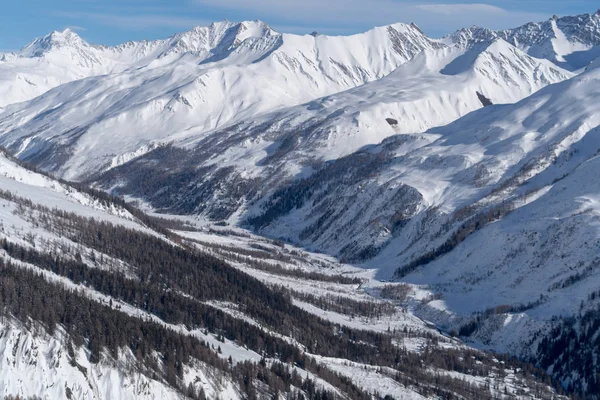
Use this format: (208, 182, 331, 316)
(0, 29, 124, 109)
(0, 12, 598, 183)
(72, 35, 570, 224)
(0, 20, 439, 110)
(0, 148, 564, 400)
(0, 20, 446, 179)
(202, 38, 571, 163)
(2, 10, 598, 112)
(3, 10, 600, 398)
(235, 57, 600, 393)
(0, 28, 573, 182)
(449, 9, 600, 71)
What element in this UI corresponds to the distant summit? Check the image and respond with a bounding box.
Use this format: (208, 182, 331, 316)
(20, 28, 87, 57)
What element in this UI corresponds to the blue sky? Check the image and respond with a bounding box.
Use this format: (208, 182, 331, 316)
(0, 0, 597, 50)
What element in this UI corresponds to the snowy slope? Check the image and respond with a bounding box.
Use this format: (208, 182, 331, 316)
(377, 60, 600, 340)
(0, 153, 320, 399)
(0, 153, 236, 399)
(81, 36, 571, 227)
(0, 147, 564, 399)
(0, 37, 571, 183)
(253, 57, 600, 271)
(0, 21, 443, 180)
(241, 58, 600, 373)
(199, 38, 571, 165)
(0, 150, 142, 226)
(0, 29, 126, 109)
(1, 12, 597, 182)
(448, 9, 600, 71)
(0, 320, 190, 400)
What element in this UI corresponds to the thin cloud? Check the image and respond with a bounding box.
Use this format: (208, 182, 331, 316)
(193, 0, 551, 35)
(413, 3, 508, 15)
(54, 1, 553, 38)
(64, 25, 87, 32)
(55, 11, 211, 31)
(411, 3, 548, 23)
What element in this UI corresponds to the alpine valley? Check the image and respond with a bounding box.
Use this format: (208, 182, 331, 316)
(0, 8, 600, 400)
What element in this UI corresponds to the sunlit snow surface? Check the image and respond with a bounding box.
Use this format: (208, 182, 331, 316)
(0, 12, 599, 398)
(0, 17, 579, 180)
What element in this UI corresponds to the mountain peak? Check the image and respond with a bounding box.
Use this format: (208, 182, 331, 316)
(44, 28, 84, 45)
(445, 10, 600, 70)
(20, 28, 87, 57)
(233, 20, 275, 44)
(161, 20, 277, 57)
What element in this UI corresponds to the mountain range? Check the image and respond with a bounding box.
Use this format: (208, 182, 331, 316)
(2, 9, 600, 399)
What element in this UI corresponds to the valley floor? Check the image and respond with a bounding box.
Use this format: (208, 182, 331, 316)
(158, 214, 567, 399)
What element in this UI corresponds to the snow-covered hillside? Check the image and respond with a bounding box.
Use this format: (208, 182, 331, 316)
(238, 56, 600, 393)
(2, 10, 600, 398)
(0, 320, 192, 400)
(188, 38, 571, 166)
(381, 58, 600, 335)
(0, 29, 125, 109)
(448, 9, 600, 71)
(248, 55, 600, 282)
(0, 20, 438, 107)
(0, 148, 564, 399)
(3, 13, 598, 181)
(80, 36, 570, 227)
(0, 20, 444, 179)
